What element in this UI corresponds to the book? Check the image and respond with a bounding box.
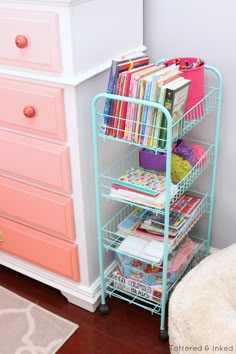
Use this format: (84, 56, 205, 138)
(114, 167, 167, 196)
(112, 183, 162, 198)
(124, 66, 164, 141)
(105, 55, 150, 136)
(116, 208, 175, 243)
(117, 235, 165, 263)
(110, 71, 128, 137)
(101, 52, 149, 134)
(146, 70, 184, 147)
(168, 194, 201, 217)
(133, 66, 169, 144)
(158, 77, 191, 148)
(139, 221, 178, 237)
(110, 183, 178, 209)
(115, 64, 155, 139)
(111, 57, 150, 130)
(128, 227, 175, 243)
(139, 70, 160, 144)
(106, 69, 125, 136)
(139, 73, 154, 144)
(133, 74, 149, 143)
(148, 210, 186, 229)
(117, 207, 151, 234)
(140, 65, 181, 147)
(142, 75, 161, 146)
(151, 76, 184, 148)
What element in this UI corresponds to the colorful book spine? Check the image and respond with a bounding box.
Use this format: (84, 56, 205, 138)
(139, 77, 153, 144)
(111, 72, 127, 137)
(124, 74, 140, 141)
(117, 64, 154, 139)
(143, 76, 160, 146)
(102, 54, 149, 135)
(105, 71, 123, 136)
(124, 66, 163, 142)
(133, 76, 147, 143)
(151, 84, 168, 148)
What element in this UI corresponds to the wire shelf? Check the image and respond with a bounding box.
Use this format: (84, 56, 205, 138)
(96, 86, 218, 150)
(102, 191, 208, 261)
(99, 140, 214, 210)
(105, 235, 207, 315)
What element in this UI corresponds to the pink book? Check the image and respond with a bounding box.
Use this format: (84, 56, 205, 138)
(110, 72, 126, 137)
(104, 55, 150, 136)
(117, 64, 155, 139)
(125, 65, 165, 141)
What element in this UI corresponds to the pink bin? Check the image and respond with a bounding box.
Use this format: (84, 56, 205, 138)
(165, 57, 205, 120)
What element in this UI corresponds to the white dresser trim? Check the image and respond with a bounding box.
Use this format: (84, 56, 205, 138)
(0, 252, 114, 312)
(0, 46, 147, 86)
(1, 0, 92, 6)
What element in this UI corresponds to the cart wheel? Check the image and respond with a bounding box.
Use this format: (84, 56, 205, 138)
(99, 303, 109, 315)
(159, 329, 169, 341)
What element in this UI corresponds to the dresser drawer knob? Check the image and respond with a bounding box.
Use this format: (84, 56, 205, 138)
(23, 106, 36, 118)
(15, 35, 28, 49)
(0, 232, 4, 242)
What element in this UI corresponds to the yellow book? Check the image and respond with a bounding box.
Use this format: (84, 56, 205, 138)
(133, 67, 165, 144)
(133, 76, 147, 143)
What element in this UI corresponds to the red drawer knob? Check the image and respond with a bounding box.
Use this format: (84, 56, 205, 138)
(23, 106, 35, 118)
(15, 35, 28, 49)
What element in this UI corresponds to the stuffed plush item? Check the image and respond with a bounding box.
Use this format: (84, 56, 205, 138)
(171, 153, 192, 183)
(168, 244, 236, 354)
(173, 139, 196, 166)
(190, 143, 208, 167)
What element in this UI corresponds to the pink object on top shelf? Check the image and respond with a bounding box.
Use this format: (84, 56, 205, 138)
(165, 57, 205, 120)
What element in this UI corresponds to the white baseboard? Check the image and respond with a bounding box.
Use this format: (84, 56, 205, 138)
(1, 247, 219, 313)
(0, 252, 115, 313)
(209, 246, 219, 254)
(0, 253, 100, 312)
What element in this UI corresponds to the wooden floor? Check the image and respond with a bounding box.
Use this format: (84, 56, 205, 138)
(0, 265, 171, 354)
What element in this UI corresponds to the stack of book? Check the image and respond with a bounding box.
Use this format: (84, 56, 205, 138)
(102, 53, 191, 148)
(110, 167, 178, 209)
(116, 194, 202, 244)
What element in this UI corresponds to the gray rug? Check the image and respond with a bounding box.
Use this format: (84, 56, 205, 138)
(0, 286, 79, 354)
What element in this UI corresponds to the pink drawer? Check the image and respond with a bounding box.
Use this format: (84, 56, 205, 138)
(0, 78, 66, 141)
(0, 176, 75, 241)
(0, 9, 61, 72)
(0, 130, 71, 193)
(0, 217, 80, 281)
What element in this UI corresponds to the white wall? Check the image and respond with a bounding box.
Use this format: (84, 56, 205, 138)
(144, 0, 236, 249)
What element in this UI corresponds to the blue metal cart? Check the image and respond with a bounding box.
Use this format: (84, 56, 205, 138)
(92, 63, 222, 341)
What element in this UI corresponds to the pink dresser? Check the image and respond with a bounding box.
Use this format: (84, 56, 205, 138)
(0, 11, 79, 280)
(0, 0, 144, 312)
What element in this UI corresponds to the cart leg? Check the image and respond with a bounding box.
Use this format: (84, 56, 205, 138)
(159, 329, 169, 342)
(99, 303, 110, 315)
(159, 297, 169, 341)
(92, 99, 110, 316)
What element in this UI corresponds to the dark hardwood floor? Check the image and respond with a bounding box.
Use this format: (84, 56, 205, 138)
(0, 265, 171, 354)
